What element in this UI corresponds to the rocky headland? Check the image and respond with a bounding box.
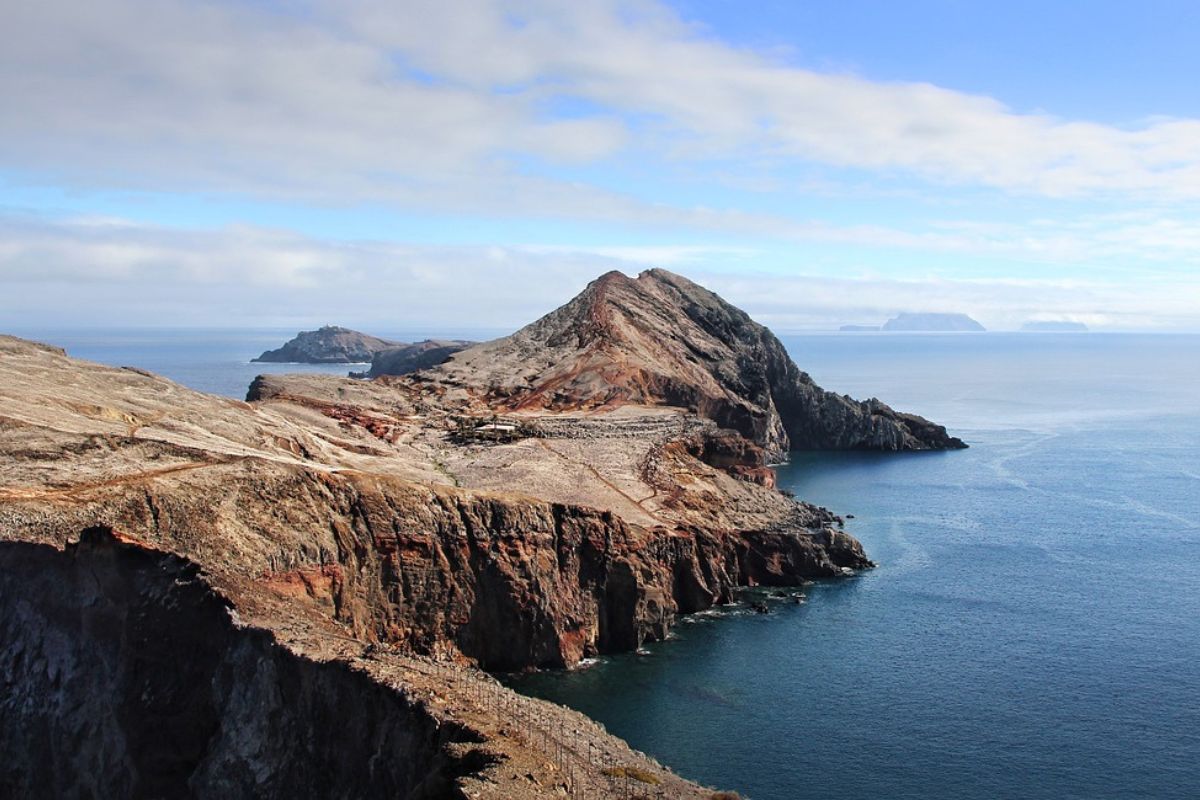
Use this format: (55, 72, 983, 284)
(253, 325, 401, 363)
(0, 269, 966, 798)
(360, 339, 474, 378)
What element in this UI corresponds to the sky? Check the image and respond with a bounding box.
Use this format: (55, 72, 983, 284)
(2, 0, 1199, 332)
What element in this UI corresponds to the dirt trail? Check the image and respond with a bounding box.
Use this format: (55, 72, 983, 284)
(0, 460, 220, 501)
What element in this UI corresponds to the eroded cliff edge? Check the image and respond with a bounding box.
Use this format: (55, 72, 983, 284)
(0, 269, 965, 797)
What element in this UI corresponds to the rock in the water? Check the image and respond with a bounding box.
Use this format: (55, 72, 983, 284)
(252, 325, 399, 363)
(881, 312, 985, 332)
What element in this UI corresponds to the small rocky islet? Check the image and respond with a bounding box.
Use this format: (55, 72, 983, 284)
(0, 269, 965, 798)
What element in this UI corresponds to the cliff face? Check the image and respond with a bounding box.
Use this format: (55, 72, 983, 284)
(0, 529, 475, 799)
(253, 325, 400, 363)
(423, 269, 965, 460)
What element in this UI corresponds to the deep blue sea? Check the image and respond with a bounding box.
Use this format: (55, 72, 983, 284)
(14, 329, 1200, 799)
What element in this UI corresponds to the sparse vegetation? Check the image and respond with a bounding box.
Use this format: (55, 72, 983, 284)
(710, 792, 742, 800)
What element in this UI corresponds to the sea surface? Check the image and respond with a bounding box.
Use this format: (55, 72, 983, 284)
(13, 328, 1200, 799)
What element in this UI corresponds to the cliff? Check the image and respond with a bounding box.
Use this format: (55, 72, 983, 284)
(253, 325, 400, 363)
(0, 268, 965, 797)
(420, 269, 966, 459)
(0, 328, 872, 797)
(881, 312, 985, 332)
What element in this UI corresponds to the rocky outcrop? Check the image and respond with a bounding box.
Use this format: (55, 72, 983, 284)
(363, 339, 473, 378)
(0, 528, 483, 799)
(253, 326, 399, 363)
(423, 269, 966, 460)
(881, 312, 985, 332)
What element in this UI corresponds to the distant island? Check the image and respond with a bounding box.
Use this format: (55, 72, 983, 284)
(882, 312, 985, 332)
(839, 324, 881, 332)
(1022, 321, 1088, 332)
(252, 325, 400, 363)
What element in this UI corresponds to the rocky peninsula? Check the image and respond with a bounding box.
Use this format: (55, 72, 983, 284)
(0, 269, 966, 798)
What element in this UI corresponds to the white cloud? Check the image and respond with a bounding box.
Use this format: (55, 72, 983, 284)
(2, 214, 1196, 331)
(4, 0, 1200, 211)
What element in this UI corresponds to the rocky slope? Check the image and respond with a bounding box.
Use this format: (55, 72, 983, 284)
(253, 325, 400, 363)
(363, 339, 473, 378)
(421, 269, 966, 460)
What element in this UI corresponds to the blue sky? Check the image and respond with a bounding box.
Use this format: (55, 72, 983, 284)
(2, 0, 1198, 331)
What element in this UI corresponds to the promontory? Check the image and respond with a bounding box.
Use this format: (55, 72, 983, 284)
(0, 269, 966, 798)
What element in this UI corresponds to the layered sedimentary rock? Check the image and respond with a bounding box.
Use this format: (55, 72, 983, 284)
(253, 325, 400, 363)
(422, 269, 965, 460)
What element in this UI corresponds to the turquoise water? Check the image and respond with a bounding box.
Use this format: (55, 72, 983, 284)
(15, 328, 1200, 798)
(510, 333, 1200, 800)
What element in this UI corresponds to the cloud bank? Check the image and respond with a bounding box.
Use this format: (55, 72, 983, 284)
(3, 215, 1194, 332)
(5, 0, 1200, 207)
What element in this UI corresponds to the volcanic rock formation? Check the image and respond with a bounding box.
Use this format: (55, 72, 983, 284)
(363, 339, 473, 378)
(0, 269, 966, 797)
(253, 325, 400, 363)
(421, 269, 966, 460)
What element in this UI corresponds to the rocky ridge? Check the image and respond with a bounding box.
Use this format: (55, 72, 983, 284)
(421, 269, 965, 460)
(362, 339, 474, 378)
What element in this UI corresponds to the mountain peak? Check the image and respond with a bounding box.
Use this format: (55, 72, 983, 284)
(425, 270, 965, 458)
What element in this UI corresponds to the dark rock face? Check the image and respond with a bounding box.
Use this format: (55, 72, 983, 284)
(365, 340, 473, 378)
(252, 326, 399, 363)
(881, 312, 985, 332)
(0, 528, 480, 799)
(428, 269, 966, 459)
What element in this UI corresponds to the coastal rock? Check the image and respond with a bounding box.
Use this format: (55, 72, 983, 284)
(252, 325, 399, 363)
(365, 339, 473, 378)
(422, 269, 966, 460)
(881, 312, 985, 332)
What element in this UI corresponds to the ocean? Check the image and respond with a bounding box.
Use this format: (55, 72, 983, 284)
(14, 328, 1200, 799)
